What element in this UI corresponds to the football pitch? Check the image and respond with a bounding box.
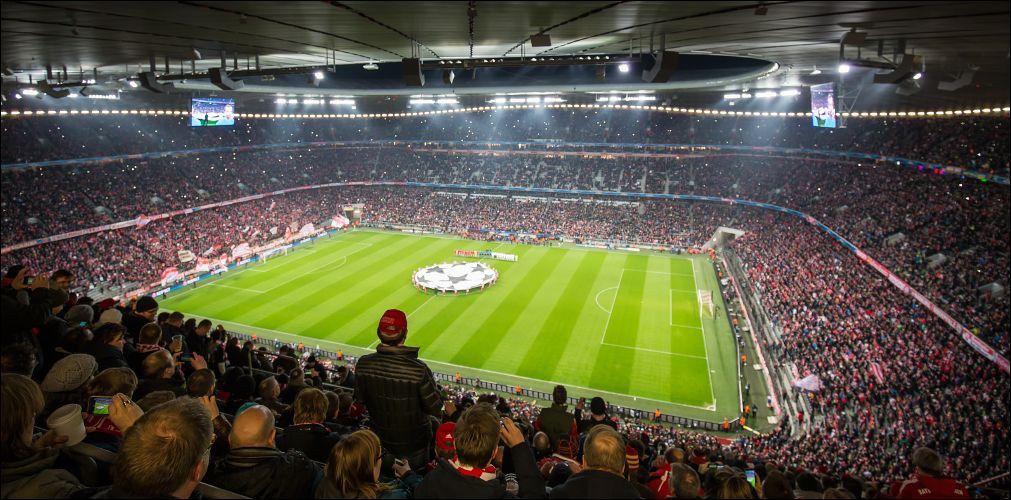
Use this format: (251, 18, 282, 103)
(160, 229, 740, 421)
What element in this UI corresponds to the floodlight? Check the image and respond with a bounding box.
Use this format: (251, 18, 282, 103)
(619, 64, 629, 72)
(838, 63, 851, 73)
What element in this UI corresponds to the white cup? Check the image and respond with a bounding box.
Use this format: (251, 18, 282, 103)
(46, 404, 87, 447)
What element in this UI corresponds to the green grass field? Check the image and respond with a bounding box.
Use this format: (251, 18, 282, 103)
(160, 229, 740, 421)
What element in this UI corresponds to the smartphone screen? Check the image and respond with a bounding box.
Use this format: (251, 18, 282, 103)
(746, 469, 756, 487)
(180, 353, 193, 362)
(89, 396, 114, 416)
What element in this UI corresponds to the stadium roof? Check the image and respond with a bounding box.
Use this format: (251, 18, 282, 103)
(1, 1, 1008, 111)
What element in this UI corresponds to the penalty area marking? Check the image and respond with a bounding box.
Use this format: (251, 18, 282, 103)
(595, 286, 618, 314)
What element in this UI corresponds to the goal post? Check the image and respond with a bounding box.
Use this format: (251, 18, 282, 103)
(698, 290, 715, 317)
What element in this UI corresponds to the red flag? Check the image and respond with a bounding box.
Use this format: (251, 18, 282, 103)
(869, 361, 885, 384)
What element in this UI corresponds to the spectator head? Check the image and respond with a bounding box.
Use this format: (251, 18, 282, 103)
(136, 391, 176, 412)
(259, 377, 280, 400)
(50, 269, 74, 290)
(376, 309, 408, 346)
(0, 340, 37, 376)
(625, 445, 640, 474)
(113, 397, 212, 498)
(231, 375, 256, 401)
(142, 350, 175, 380)
(434, 422, 456, 460)
(556, 434, 579, 460)
(590, 396, 607, 416)
(195, 319, 212, 335)
(92, 323, 126, 348)
(289, 368, 305, 385)
(242, 340, 253, 350)
(337, 392, 353, 417)
(157, 312, 171, 326)
(912, 447, 944, 477)
(65, 305, 95, 327)
(822, 488, 853, 499)
(94, 309, 123, 328)
(292, 388, 327, 425)
(582, 425, 625, 474)
(323, 391, 340, 420)
(666, 446, 685, 464)
(183, 318, 196, 333)
(532, 432, 551, 453)
(455, 403, 501, 469)
(1, 373, 47, 463)
(40, 353, 97, 393)
(62, 326, 93, 353)
(138, 323, 162, 346)
(50, 288, 70, 314)
(763, 470, 794, 499)
(552, 385, 567, 405)
(134, 296, 159, 320)
(628, 439, 646, 465)
(229, 405, 276, 449)
(186, 369, 216, 398)
(822, 475, 839, 490)
(797, 472, 823, 493)
(324, 430, 392, 498)
(669, 463, 702, 499)
(840, 474, 863, 498)
(77, 297, 94, 307)
(84, 367, 138, 400)
(719, 473, 755, 499)
(167, 312, 185, 327)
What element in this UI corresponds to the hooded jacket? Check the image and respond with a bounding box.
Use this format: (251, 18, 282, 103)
(1, 447, 82, 499)
(203, 447, 321, 499)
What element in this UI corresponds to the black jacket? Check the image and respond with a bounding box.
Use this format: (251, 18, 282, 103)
(70, 485, 202, 499)
(354, 345, 443, 454)
(185, 331, 210, 359)
(204, 447, 321, 499)
(278, 383, 308, 406)
(0, 287, 52, 334)
(547, 469, 641, 499)
(275, 423, 345, 463)
(414, 443, 545, 499)
(273, 354, 298, 375)
(120, 311, 152, 338)
(79, 340, 129, 372)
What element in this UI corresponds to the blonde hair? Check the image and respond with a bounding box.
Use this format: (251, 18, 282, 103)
(84, 367, 138, 399)
(292, 388, 327, 424)
(324, 430, 392, 499)
(1, 373, 46, 462)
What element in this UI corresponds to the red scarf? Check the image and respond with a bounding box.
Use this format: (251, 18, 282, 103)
(451, 459, 497, 481)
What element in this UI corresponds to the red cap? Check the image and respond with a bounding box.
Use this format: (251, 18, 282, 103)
(435, 422, 456, 451)
(378, 309, 408, 335)
(98, 298, 117, 311)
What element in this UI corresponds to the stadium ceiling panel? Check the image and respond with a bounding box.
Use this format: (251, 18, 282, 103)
(1, 1, 1007, 110)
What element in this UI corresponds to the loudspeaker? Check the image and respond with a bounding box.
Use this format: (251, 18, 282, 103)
(209, 67, 244, 91)
(530, 34, 551, 47)
(139, 72, 174, 93)
(873, 54, 921, 84)
(402, 58, 425, 87)
(642, 51, 679, 83)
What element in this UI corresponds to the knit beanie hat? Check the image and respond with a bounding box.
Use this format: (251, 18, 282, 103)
(50, 288, 70, 309)
(41, 354, 98, 392)
(626, 445, 640, 472)
(136, 295, 158, 313)
(65, 305, 95, 326)
(590, 396, 607, 415)
(95, 309, 123, 328)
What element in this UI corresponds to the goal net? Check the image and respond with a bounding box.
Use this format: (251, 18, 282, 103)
(698, 290, 715, 317)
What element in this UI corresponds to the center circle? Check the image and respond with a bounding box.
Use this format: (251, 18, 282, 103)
(412, 261, 498, 294)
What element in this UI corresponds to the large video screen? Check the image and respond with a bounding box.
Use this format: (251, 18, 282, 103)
(810, 83, 836, 128)
(191, 98, 235, 127)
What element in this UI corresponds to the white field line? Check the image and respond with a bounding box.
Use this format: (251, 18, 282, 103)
(367, 294, 438, 349)
(670, 289, 673, 326)
(600, 342, 708, 360)
(622, 269, 693, 277)
(305, 256, 347, 275)
(206, 283, 261, 292)
(693, 258, 717, 407)
(670, 323, 704, 330)
(595, 286, 618, 314)
(599, 269, 624, 345)
(259, 243, 373, 293)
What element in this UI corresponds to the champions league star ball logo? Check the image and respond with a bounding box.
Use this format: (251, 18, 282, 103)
(413, 261, 498, 294)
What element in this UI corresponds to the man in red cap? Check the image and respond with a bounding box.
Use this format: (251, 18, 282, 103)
(354, 309, 443, 474)
(426, 422, 457, 474)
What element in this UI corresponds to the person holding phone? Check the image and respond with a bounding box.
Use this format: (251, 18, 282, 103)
(1, 266, 53, 375)
(573, 396, 617, 434)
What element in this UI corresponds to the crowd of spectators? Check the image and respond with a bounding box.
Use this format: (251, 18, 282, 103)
(1, 111, 1008, 498)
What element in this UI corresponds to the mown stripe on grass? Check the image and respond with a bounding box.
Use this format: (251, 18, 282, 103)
(587, 254, 648, 396)
(229, 233, 384, 289)
(281, 237, 461, 340)
(207, 235, 417, 328)
(516, 251, 606, 381)
(446, 249, 568, 368)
